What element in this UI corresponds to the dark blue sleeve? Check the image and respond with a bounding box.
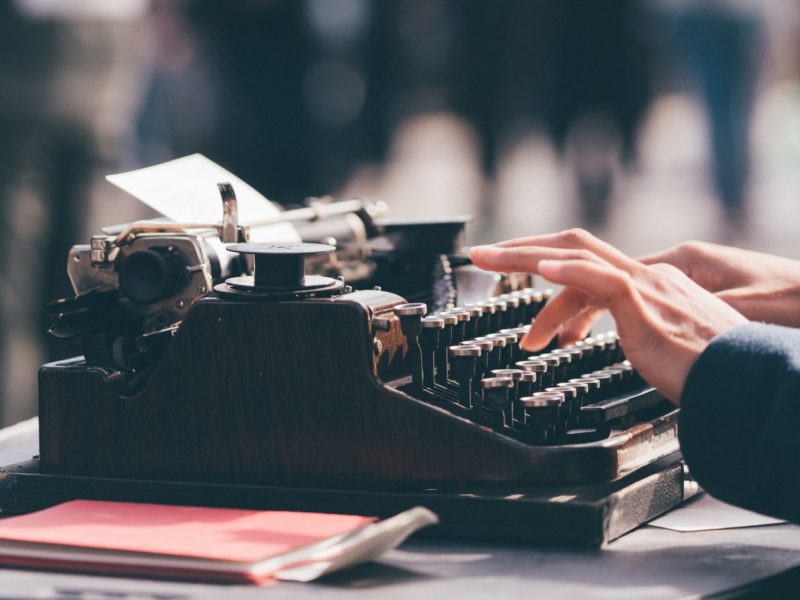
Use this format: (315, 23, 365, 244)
(680, 322, 800, 522)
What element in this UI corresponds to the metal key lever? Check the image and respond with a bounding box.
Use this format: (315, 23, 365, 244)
(479, 376, 515, 428)
(434, 312, 458, 386)
(393, 303, 427, 393)
(420, 316, 445, 389)
(448, 345, 481, 409)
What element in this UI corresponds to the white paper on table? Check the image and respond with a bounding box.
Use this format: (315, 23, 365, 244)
(106, 154, 300, 243)
(647, 493, 786, 532)
(272, 506, 439, 582)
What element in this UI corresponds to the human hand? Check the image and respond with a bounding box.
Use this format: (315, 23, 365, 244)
(640, 241, 800, 328)
(469, 229, 748, 403)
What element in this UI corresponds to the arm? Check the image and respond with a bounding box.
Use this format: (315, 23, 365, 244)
(680, 323, 800, 522)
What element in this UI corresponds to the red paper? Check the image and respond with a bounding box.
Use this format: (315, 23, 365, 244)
(0, 500, 374, 564)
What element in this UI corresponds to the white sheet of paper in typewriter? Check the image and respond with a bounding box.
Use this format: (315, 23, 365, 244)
(107, 153, 301, 243)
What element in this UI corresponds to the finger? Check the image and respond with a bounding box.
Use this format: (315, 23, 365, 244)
(536, 258, 640, 315)
(638, 247, 689, 270)
(492, 228, 639, 271)
(521, 287, 594, 351)
(559, 307, 603, 346)
(469, 245, 604, 275)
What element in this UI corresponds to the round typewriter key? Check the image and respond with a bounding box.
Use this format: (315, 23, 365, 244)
(491, 298, 511, 328)
(463, 338, 494, 374)
(490, 332, 517, 368)
(618, 361, 635, 384)
(478, 334, 503, 370)
(559, 380, 589, 409)
(438, 312, 459, 326)
(449, 345, 481, 357)
(481, 376, 515, 414)
(419, 316, 445, 387)
(474, 301, 495, 336)
(516, 359, 549, 391)
(518, 370, 537, 398)
(520, 392, 563, 429)
(475, 301, 496, 314)
(603, 367, 625, 384)
(499, 293, 522, 325)
(462, 305, 482, 318)
(492, 368, 523, 404)
(592, 336, 610, 367)
(449, 345, 481, 408)
(461, 305, 482, 338)
(525, 288, 544, 318)
(393, 302, 428, 317)
(573, 339, 595, 359)
(430, 312, 458, 385)
(546, 385, 579, 422)
(447, 309, 470, 344)
(570, 376, 602, 404)
(421, 316, 445, 328)
(537, 353, 565, 385)
(485, 333, 508, 347)
(492, 368, 524, 381)
(588, 370, 614, 399)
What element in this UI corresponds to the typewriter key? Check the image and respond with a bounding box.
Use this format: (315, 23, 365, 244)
(447, 310, 470, 344)
(492, 368, 526, 422)
(461, 305, 482, 339)
(473, 301, 495, 337)
(517, 370, 537, 400)
(520, 391, 564, 432)
(449, 345, 482, 408)
(499, 294, 522, 327)
(393, 303, 428, 392)
(420, 316, 445, 388)
(546, 385, 579, 425)
(486, 332, 513, 366)
(559, 379, 589, 409)
(569, 377, 602, 405)
(489, 298, 510, 330)
(433, 313, 459, 385)
(516, 359, 549, 391)
(537, 354, 564, 386)
(483, 334, 508, 370)
(481, 376, 515, 426)
(463, 338, 494, 376)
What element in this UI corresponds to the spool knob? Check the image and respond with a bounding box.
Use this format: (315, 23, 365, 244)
(214, 242, 344, 299)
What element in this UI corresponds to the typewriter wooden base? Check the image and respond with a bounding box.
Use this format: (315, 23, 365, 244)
(37, 297, 680, 490)
(0, 454, 693, 547)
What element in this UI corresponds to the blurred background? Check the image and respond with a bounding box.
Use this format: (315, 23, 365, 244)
(1, 0, 799, 426)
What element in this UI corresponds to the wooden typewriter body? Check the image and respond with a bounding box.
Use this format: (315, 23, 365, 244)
(37, 293, 679, 490)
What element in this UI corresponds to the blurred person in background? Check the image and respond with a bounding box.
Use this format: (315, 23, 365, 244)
(0, 0, 145, 425)
(666, 0, 766, 239)
(139, 0, 389, 205)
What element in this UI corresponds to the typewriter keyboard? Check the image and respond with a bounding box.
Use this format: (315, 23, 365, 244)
(390, 289, 668, 445)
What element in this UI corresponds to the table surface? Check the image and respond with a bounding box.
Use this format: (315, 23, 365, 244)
(1, 418, 799, 600)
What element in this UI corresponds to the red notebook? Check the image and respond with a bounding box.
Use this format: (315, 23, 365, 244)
(0, 500, 375, 584)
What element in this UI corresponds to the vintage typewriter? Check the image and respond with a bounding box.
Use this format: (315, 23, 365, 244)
(0, 186, 695, 547)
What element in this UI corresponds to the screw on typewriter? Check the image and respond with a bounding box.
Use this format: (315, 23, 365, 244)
(215, 242, 345, 299)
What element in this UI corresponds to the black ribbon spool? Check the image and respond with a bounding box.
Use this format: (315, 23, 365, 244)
(215, 242, 344, 299)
